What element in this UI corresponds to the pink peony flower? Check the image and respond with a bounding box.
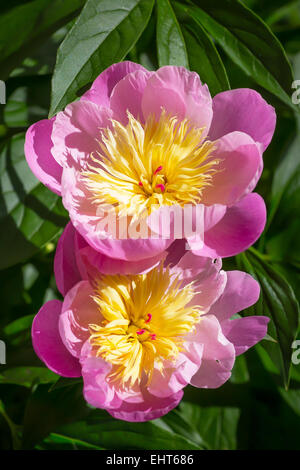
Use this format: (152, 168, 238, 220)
(32, 223, 269, 422)
(25, 62, 275, 262)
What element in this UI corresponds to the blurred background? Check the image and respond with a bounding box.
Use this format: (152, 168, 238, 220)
(0, 0, 300, 450)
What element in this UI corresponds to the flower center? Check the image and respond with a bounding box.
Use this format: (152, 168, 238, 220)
(88, 265, 202, 387)
(83, 110, 219, 219)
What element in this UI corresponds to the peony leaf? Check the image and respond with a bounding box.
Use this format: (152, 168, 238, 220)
(49, 0, 154, 117)
(187, 0, 296, 110)
(238, 249, 300, 389)
(156, 0, 189, 68)
(174, 2, 230, 96)
(0, 0, 86, 80)
(0, 134, 67, 270)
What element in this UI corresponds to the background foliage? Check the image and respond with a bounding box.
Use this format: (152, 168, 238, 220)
(0, 0, 300, 450)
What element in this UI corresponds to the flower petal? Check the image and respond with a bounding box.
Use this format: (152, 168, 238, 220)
(32, 299, 81, 377)
(209, 270, 260, 322)
(52, 101, 112, 168)
(24, 119, 62, 195)
(81, 61, 147, 107)
(108, 390, 184, 422)
(210, 88, 276, 151)
(202, 132, 262, 206)
(59, 281, 100, 358)
(221, 316, 269, 355)
(148, 342, 203, 398)
(172, 252, 227, 313)
(190, 315, 235, 388)
(54, 222, 82, 296)
(80, 341, 121, 409)
(142, 66, 213, 135)
(194, 193, 266, 258)
(62, 166, 172, 261)
(110, 69, 152, 124)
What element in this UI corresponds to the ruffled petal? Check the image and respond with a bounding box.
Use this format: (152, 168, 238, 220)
(110, 69, 152, 124)
(209, 270, 260, 322)
(59, 281, 100, 358)
(202, 132, 262, 206)
(172, 252, 226, 313)
(32, 300, 81, 377)
(190, 315, 235, 388)
(142, 66, 213, 135)
(24, 119, 62, 195)
(108, 390, 184, 422)
(221, 316, 269, 355)
(54, 222, 82, 296)
(210, 88, 276, 151)
(194, 193, 266, 258)
(52, 101, 112, 168)
(61, 166, 172, 261)
(82, 61, 147, 107)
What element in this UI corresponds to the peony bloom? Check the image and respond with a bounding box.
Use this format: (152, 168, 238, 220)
(25, 62, 275, 262)
(32, 223, 269, 422)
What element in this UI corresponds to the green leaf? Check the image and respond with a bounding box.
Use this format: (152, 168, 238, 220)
(56, 409, 202, 450)
(0, 0, 86, 79)
(174, 2, 230, 95)
(188, 0, 295, 109)
(173, 402, 240, 450)
(0, 367, 57, 387)
(3, 315, 35, 337)
(156, 0, 189, 68)
(0, 134, 68, 270)
(41, 432, 104, 450)
(49, 0, 155, 116)
(238, 249, 300, 388)
(22, 383, 89, 449)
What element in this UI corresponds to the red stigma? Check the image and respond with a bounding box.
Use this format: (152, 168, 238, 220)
(150, 334, 156, 340)
(138, 182, 143, 187)
(145, 313, 152, 323)
(156, 184, 165, 193)
(137, 329, 145, 335)
(154, 165, 163, 175)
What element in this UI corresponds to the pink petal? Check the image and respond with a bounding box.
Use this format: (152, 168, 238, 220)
(61, 166, 172, 262)
(203, 204, 227, 231)
(147, 204, 204, 244)
(80, 342, 183, 421)
(190, 315, 235, 388)
(142, 66, 213, 135)
(24, 119, 62, 195)
(54, 222, 82, 296)
(195, 193, 267, 258)
(81, 61, 147, 107)
(52, 101, 112, 168)
(78, 243, 166, 277)
(172, 252, 226, 313)
(59, 281, 100, 358)
(108, 390, 184, 422)
(210, 88, 276, 151)
(148, 342, 203, 398)
(209, 270, 260, 322)
(221, 316, 269, 356)
(202, 132, 262, 206)
(80, 342, 121, 409)
(32, 299, 81, 377)
(110, 69, 152, 124)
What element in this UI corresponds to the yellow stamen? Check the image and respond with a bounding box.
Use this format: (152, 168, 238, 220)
(83, 110, 219, 219)
(88, 264, 202, 388)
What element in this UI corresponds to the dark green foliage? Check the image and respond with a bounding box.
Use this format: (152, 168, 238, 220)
(0, 0, 300, 450)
